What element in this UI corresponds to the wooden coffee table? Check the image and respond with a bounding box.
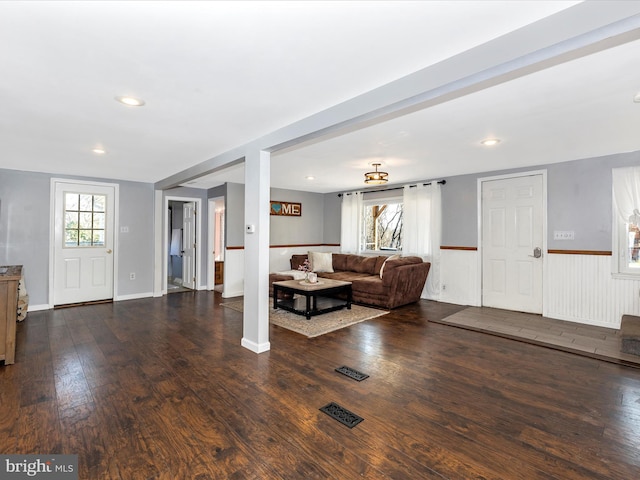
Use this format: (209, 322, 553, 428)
(272, 278, 352, 320)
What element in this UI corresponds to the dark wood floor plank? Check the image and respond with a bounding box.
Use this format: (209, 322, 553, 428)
(5, 292, 640, 479)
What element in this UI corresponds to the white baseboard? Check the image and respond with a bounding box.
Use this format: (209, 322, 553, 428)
(241, 337, 271, 353)
(115, 292, 154, 301)
(222, 290, 244, 298)
(27, 303, 51, 312)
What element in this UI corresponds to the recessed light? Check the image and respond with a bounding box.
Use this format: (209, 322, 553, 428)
(115, 95, 145, 107)
(481, 138, 501, 146)
(634, 92, 640, 103)
(92, 148, 106, 155)
(305, 176, 315, 180)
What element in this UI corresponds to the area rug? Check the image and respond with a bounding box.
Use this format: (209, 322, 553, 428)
(221, 301, 388, 338)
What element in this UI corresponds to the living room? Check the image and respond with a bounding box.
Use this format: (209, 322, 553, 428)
(3, 2, 640, 477)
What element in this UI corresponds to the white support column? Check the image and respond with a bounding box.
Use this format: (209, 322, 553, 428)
(241, 149, 271, 353)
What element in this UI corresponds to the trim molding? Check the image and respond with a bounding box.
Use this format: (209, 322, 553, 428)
(440, 246, 478, 251)
(547, 249, 612, 256)
(227, 243, 340, 250)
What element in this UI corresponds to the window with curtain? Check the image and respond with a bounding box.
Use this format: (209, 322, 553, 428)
(613, 166, 640, 276)
(403, 183, 442, 299)
(340, 191, 363, 253)
(340, 183, 442, 299)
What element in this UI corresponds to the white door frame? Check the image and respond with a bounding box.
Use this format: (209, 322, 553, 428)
(476, 169, 547, 314)
(48, 178, 120, 308)
(207, 196, 225, 290)
(163, 195, 202, 294)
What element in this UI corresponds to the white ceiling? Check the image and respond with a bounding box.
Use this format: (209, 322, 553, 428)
(2, 1, 639, 194)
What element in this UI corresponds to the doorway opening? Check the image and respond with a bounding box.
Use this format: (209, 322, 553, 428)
(166, 198, 200, 294)
(207, 197, 225, 293)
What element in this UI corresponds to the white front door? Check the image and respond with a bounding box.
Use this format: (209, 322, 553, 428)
(53, 181, 116, 305)
(482, 174, 544, 314)
(182, 202, 196, 289)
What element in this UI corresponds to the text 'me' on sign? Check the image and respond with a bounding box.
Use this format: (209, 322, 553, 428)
(270, 201, 301, 217)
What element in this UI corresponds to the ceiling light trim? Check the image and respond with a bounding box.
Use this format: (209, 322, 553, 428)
(115, 96, 146, 107)
(364, 163, 389, 185)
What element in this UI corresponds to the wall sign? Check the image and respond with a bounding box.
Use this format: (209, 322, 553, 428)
(270, 201, 301, 217)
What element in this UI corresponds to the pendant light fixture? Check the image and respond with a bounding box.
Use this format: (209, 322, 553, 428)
(364, 163, 388, 185)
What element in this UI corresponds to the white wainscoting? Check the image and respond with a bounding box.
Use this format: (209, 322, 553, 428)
(439, 250, 638, 328)
(223, 246, 340, 298)
(545, 253, 640, 329)
(440, 249, 481, 307)
(222, 249, 244, 298)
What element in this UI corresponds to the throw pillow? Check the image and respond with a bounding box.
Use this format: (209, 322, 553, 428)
(379, 254, 401, 279)
(309, 251, 334, 272)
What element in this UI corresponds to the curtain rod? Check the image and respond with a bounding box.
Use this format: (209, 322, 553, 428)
(338, 179, 446, 197)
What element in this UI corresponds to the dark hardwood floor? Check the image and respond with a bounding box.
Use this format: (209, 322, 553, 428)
(2, 291, 640, 479)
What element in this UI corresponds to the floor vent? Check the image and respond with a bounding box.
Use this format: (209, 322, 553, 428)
(319, 402, 364, 428)
(335, 365, 369, 381)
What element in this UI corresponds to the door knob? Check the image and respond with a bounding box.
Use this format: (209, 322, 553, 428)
(529, 247, 542, 258)
(106, 249, 112, 254)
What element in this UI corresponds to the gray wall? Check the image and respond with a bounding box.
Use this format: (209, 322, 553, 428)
(114, 179, 155, 296)
(439, 150, 640, 250)
(322, 192, 342, 244)
(220, 182, 331, 247)
(0, 170, 50, 304)
(270, 188, 325, 245)
(322, 150, 640, 252)
(225, 182, 245, 247)
(0, 168, 154, 305)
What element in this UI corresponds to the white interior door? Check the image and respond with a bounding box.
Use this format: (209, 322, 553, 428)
(182, 202, 196, 289)
(482, 174, 544, 314)
(53, 181, 115, 305)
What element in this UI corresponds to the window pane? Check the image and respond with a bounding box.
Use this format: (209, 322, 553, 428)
(65, 193, 79, 211)
(65, 212, 79, 229)
(79, 194, 93, 211)
(93, 195, 106, 212)
(79, 212, 93, 229)
(93, 212, 105, 229)
(78, 230, 93, 246)
(92, 230, 105, 246)
(65, 230, 78, 247)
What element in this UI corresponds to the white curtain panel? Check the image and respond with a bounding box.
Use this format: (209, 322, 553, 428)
(403, 183, 442, 299)
(613, 166, 640, 224)
(340, 192, 363, 253)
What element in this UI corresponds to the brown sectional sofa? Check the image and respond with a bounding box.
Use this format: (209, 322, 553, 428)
(280, 253, 430, 309)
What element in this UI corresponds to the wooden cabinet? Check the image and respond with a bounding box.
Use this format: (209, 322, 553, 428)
(214, 261, 224, 285)
(0, 265, 21, 365)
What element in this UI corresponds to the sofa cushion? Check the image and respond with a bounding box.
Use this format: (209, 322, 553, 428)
(332, 253, 349, 271)
(290, 254, 308, 270)
(345, 255, 378, 274)
(308, 251, 334, 272)
(350, 276, 386, 296)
